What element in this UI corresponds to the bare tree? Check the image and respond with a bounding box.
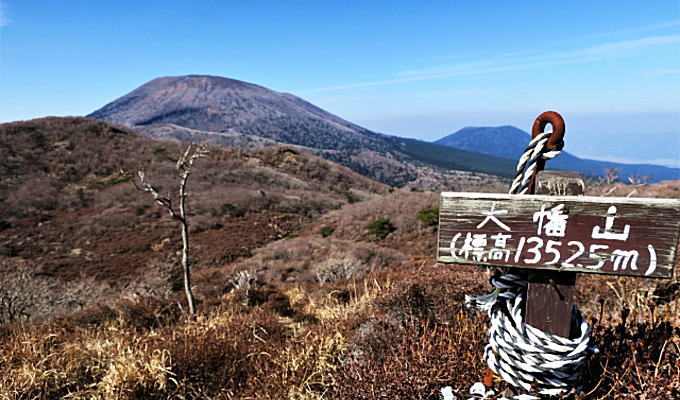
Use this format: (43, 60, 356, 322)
(628, 173, 652, 186)
(128, 143, 209, 314)
(0, 258, 52, 323)
(628, 173, 642, 185)
(602, 167, 620, 184)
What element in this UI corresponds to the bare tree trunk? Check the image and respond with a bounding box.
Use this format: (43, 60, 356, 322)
(180, 218, 196, 314)
(179, 171, 196, 314)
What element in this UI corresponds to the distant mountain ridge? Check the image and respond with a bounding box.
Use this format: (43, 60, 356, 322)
(88, 74, 678, 186)
(435, 126, 680, 182)
(435, 126, 530, 160)
(88, 75, 517, 188)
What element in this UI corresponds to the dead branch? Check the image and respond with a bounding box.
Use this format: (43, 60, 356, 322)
(123, 142, 209, 315)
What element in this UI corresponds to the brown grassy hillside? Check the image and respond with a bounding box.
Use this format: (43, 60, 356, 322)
(0, 118, 678, 399)
(0, 117, 386, 316)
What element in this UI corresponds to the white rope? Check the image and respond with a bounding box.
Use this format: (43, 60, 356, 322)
(458, 130, 597, 400)
(509, 131, 563, 195)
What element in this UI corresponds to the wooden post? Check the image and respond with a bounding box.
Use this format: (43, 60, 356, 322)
(524, 171, 583, 338)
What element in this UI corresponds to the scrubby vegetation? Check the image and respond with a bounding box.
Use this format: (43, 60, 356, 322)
(0, 117, 387, 285)
(418, 206, 440, 226)
(0, 117, 679, 399)
(319, 225, 335, 238)
(2, 262, 678, 399)
(366, 218, 396, 239)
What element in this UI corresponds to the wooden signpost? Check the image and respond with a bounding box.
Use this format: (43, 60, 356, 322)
(438, 171, 680, 338)
(437, 189, 680, 279)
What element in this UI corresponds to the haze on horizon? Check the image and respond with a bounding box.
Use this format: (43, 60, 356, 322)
(0, 1, 678, 166)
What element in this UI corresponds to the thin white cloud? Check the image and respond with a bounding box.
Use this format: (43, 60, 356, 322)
(302, 33, 680, 94)
(313, 88, 492, 105)
(576, 19, 680, 42)
(565, 34, 680, 58)
(645, 68, 680, 76)
(435, 20, 680, 65)
(301, 74, 460, 93)
(401, 34, 680, 78)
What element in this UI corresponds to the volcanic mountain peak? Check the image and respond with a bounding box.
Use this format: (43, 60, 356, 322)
(87, 75, 370, 147)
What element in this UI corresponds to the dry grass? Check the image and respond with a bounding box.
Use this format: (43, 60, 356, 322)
(2, 117, 680, 398)
(218, 236, 406, 287)
(0, 300, 342, 399)
(0, 266, 400, 399)
(586, 180, 680, 199)
(1, 261, 679, 399)
(0, 322, 172, 399)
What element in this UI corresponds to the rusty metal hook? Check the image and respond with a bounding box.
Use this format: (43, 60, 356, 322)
(531, 111, 565, 150)
(527, 111, 566, 194)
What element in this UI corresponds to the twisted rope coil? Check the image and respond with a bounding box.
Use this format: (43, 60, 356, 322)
(465, 131, 597, 400)
(509, 131, 564, 195)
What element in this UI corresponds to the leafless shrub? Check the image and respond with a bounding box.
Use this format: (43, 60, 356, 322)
(353, 245, 406, 270)
(188, 214, 220, 233)
(0, 258, 53, 323)
(314, 255, 360, 286)
(0, 258, 111, 323)
(126, 256, 179, 300)
(92, 182, 139, 209)
(59, 277, 110, 314)
(96, 204, 137, 228)
(271, 246, 293, 260)
(229, 270, 254, 305)
(234, 236, 406, 286)
(4, 177, 60, 216)
(602, 167, 620, 184)
(628, 173, 652, 186)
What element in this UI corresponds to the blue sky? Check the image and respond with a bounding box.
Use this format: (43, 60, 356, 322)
(0, 1, 678, 165)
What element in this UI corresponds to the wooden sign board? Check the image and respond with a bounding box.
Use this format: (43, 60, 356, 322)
(437, 193, 680, 279)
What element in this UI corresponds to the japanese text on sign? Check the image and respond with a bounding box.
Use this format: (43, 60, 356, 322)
(437, 193, 680, 279)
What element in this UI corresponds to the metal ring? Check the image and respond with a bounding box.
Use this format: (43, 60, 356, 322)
(531, 111, 565, 149)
